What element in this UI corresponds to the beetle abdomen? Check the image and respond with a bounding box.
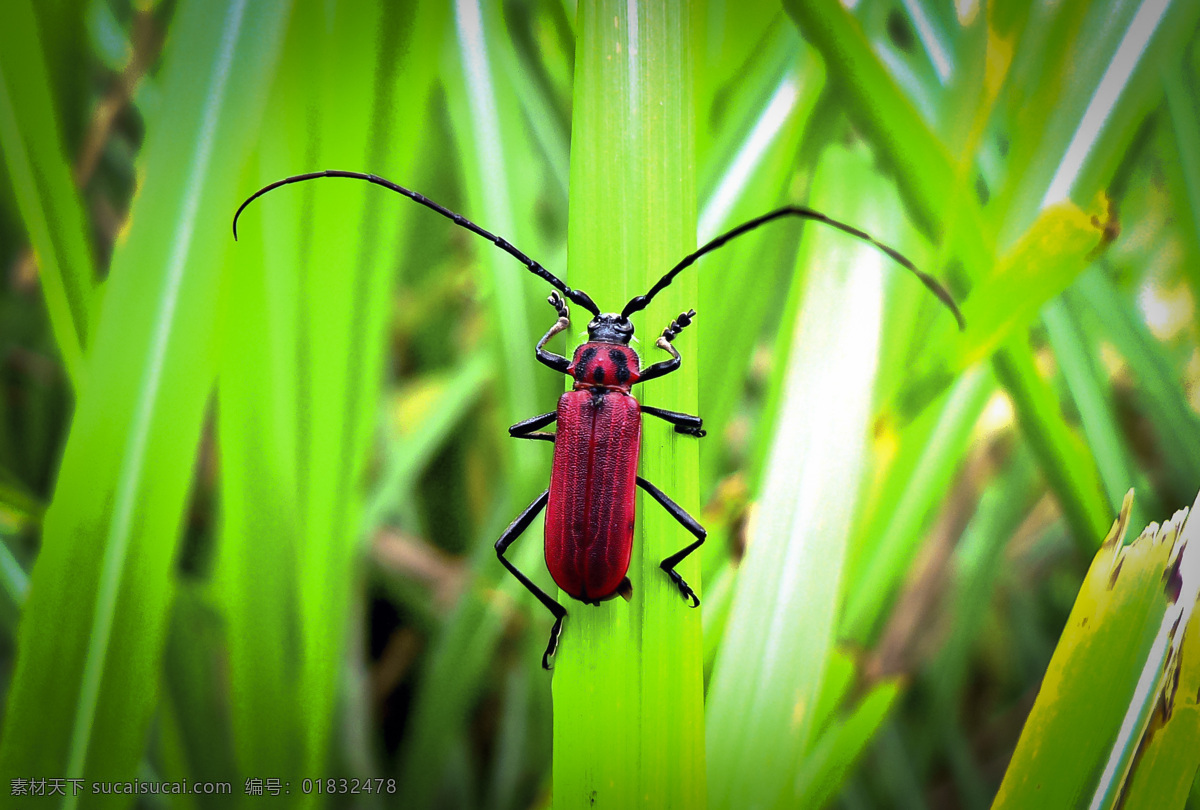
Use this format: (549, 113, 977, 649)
(544, 390, 641, 602)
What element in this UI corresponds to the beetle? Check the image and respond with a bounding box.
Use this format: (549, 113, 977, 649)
(234, 170, 964, 669)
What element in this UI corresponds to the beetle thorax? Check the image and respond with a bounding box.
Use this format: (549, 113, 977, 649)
(568, 343, 641, 392)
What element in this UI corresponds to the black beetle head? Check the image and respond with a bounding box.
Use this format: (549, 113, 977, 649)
(587, 313, 635, 345)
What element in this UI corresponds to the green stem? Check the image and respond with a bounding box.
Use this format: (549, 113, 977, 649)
(551, 2, 705, 807)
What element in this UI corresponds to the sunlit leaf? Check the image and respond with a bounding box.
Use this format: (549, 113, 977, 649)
(550, 2, 705, 808)
(994, 490, 1200, 808)
(0, 0, 290, 790)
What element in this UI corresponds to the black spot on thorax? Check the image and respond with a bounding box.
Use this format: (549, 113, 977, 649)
(575, 346, 598, 382)
(609, 349, 630, 384)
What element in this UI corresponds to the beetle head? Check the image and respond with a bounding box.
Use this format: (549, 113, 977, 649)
(586, 313, 635, 345)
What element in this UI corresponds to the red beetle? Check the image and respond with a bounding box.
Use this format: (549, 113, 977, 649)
(234, 171, 964, 669)
(502, 296, 707, 668)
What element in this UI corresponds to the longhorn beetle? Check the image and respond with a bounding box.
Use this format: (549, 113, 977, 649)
(233, 170, 965, 669)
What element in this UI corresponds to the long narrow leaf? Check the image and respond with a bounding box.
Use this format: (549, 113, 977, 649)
(781, 0, 991, 270)
(393, 3, 557, 803)
(221, 1, 447, 796)
(992, 339, 1112, 550)
(994, 490, 1200, 808)
(0, 0, 289, 794)
(0, 0, 96, 387)
(707, 145, 888, 810)
(551, 2, 705, 807)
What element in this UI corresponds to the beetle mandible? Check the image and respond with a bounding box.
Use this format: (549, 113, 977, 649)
(233, 170, 965, 669)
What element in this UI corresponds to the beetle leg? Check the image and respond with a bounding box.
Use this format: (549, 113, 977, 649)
(509, 411, 557, 442)
(535, 292, 572, 374)
(636, 477, 706, 607)
(639, 309, 696, 383)
(641, 405, 705, 437)
(495, 490, 568, 669)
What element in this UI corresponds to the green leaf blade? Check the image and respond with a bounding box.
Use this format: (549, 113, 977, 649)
(551, 2, 705, 808)
(0, 0, 97, 388)
(707, 145, 893, 810)
(0, 0, 290, 794)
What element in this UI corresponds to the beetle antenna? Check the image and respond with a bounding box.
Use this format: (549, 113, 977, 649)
(621, 206, 965, 330)
(233, 170, 602, 316)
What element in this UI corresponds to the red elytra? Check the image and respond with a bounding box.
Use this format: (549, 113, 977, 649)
(544, 344, 643, 603)
(233, 170, 965, 671)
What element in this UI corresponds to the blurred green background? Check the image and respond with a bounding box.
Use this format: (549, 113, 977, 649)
(1, 0, 1199, 807)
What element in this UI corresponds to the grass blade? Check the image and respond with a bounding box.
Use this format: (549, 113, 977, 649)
(698, 40, 826, 448)
(551, 2, 705, 806)
(0, 0, 290, 792)
(897, 198, 1109, 419)
(0, 0, 96, 388)
(220, 0, 447, 795)
(792, 679, 903, 809)
(996, 0, 1200, 240)
(841, 367, 994, 643)
(393, 4, 559, 803)
(1118, 593, 1200, 808)
(444, 0, 546, 440)
(782, 0, 990, 266)
(992, 339, 1112, 551)
(1073, 268, 1200, 506)
(1043, 294, 1161, 530)
(994, 491, 1199, 808)
(364, 352, 493, 531)
(706, 145, 888, 810)
(1162, 57, 1200, 297)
